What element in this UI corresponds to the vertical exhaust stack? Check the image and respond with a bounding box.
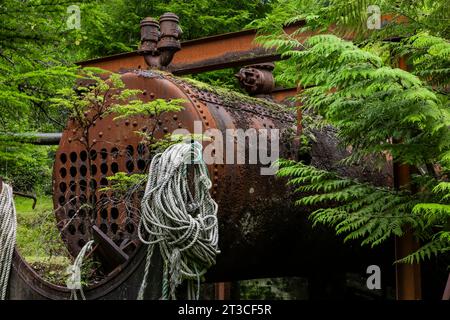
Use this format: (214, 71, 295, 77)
(138, 13, 182, 70)
(138, 17, 161, 69)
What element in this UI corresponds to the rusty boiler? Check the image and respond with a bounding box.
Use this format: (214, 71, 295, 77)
(7, 13, 394, 300)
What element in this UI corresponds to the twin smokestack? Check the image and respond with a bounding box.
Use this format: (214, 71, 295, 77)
(138, 13, 182, 70)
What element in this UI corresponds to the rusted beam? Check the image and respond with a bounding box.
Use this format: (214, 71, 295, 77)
(92, 225, 129, 274)
(271, 87, 297, 103)
(214, 282, 231, 300)
(79, 14, 406, 76)
(394, 57, 422, 300)
(78, 24, 304, 74)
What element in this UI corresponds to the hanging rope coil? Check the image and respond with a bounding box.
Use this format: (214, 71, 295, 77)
(138, 141, 220, 300)
(0, 182, 17, 300)
(66, 240, 94, 300)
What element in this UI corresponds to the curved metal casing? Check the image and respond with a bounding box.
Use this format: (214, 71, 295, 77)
(9, 70, 394, 299)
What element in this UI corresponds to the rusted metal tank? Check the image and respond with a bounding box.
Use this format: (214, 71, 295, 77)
(8, 69, 394, 299)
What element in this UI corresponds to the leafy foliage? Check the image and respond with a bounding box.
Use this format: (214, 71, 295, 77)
(276, 159, 450, 262)
(277, 159, 422, 246)
(260, 0, 450, 265)
(109, 98, 185, 120)
(279, 34, 449, 166)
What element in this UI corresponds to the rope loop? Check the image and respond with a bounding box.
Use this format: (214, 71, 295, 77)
(0, 182, 17, 300)
(138, 141, 220, 300)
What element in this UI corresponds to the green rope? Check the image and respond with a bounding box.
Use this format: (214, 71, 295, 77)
(137, 141, 220, 300)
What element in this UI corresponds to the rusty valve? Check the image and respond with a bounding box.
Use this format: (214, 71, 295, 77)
(235, 63, 275, 96)
(138, 13, 182, 70)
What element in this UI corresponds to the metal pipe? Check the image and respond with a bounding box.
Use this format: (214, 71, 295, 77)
(1, 133, 62, 145)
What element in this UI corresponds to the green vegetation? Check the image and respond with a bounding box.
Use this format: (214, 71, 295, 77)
(15, 196, 70, 284)
(256, 1, 450, 265)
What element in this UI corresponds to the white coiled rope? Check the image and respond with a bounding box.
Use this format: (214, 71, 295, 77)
(67, 240, 94, 300)
(0, 182, 17, 300)
(138, 141, 220, 300)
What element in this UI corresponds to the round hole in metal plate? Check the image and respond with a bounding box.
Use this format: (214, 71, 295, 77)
(111, 147, 119, 158)
(78, 223, 85, 235)
(100, 208, 108, 219)
(100, 163, 108, 175)
(79, 194, 87, 204)
(68, 209, 76, 218)
(59, 167, 67, 178)
(111, 207, 119, 219)
(137, 159, 146, 171)
(126, 160, 134, 173)
(59, 182, 67, 193)
(68, 224, 76, 235)
(111, 162, 119, 174)
(137, 143, 146, 156)
(69, 195, 76, 206)
(80, 165, 87, 177)
(90, 149, 97, 161)
(126, 145, 134, 157)
(70, 152, 77, 163)
(70, 166, 77, 177)
(100, 177, 108, 186)
(79, 180, 87, 191)
(80, 150, 88, 162)
(100, 148, 108, 160)
(60, 153, 67, 164)
(78, 239, 86, 248)
(99, 223, 108, 234)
